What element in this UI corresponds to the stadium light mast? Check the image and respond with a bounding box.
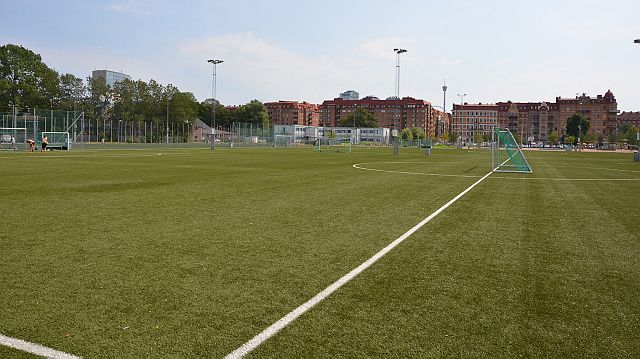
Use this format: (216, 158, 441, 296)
(393, 48, 407, 157)
(207, 59, 223, 150)
(442, 80, 448, 136)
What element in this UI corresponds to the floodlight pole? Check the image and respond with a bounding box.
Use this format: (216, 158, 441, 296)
(393, 48, 407, 157)
(166, 95, 170, 144)
(457, 93, 467, 147)
(207, 59, 223, 150)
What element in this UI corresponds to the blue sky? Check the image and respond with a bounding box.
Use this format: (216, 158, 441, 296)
(2, 0, 640, 110)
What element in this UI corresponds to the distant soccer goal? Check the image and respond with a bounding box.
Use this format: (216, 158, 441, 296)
(315, 138, 352, 153)
(0, 127, 27, 151)
(492, 128, 532, 173)
(43, 131, 70, 150)
(274, 134, 292, 148)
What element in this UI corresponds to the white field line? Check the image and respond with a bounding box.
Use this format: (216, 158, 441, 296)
(0, 333, 81, 359)
(225, 171, 494, 359)
(352, 162, 481, 178)
(353, 162, 640, 181)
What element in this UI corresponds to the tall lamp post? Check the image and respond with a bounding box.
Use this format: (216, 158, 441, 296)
(166, 94, 171, 144)
(393, 48, 407, 157)
(635, 39, 640, 159)
(207, 59, 224, 150)
(456, 93, 467, 147)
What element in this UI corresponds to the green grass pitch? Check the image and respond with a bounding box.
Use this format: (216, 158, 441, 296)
(0, 145, 638, 357)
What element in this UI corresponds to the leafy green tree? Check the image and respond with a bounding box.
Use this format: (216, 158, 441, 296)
(566, 113, 590, 138)
(482, 133, 490, 143)
(58, 73, 85, 111)
(339, 108, 379, 128)
(170, 92, 198, 123)
(233, 99, 269, 126)
(401, 128, 413, 141)
(0, 44, 60, 108)
(410, 127, 424, 141)
(548, 131, 558, 145)
(84, 76, 110, 123)
(473, 131, 483, 145)
(449, 131, 458, 144)
(618, 123, 638, 143)
(566, 135, 576, 145)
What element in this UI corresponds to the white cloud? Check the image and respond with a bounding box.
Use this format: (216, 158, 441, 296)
(179, 32, 414, 103)
(107, 0, 156, 15)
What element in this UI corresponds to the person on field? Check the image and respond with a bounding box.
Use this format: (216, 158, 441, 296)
(41, 134, 48, 152)
(26, 138, 36, 152)
(10, 135, 16, 150)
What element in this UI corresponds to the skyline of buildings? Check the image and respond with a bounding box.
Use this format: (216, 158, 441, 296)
(452, 90, 619, 143)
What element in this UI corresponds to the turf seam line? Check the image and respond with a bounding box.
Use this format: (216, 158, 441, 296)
(225, 171, 494, 359)
(0, 333, 82, 359)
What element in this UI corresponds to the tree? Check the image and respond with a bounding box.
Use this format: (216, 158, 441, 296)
(566, 113, 590, 139)
(58, 73, 85, 111)
(548, 131, 558, 145)
(482, 133, 490, 143)
(339, 108, 379, 128)
(473, 131, 483, 145)
(401, 128, 413, 141)
(410, 127, 424, 141)
(170, 92, 198, 123)
(618, 123, 638, 143)
(566, 135, 576, 145)
(449, 132, 459, 145)
(0, 44, 60, 109)
(233, 99, 269, 126)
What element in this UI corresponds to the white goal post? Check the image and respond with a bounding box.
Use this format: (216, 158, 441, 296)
(274, 134, 292, 147)
(42, 132, 70, 150)
(0, 127, 27, 151)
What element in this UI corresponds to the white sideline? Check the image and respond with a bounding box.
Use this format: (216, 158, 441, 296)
(225, 171, 494, 359)
(0, 333, 81, 359)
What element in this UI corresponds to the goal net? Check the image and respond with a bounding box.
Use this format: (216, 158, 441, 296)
(315, 137, 352, 153)
(0, 128, 27, 151)
(43, 132, 70, 150)
(274, 134, 292, 148)
(492, 128, 532, 173)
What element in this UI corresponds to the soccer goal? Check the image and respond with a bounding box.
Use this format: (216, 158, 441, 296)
(0, 128, 27, 151)
(315, 138, 352, 153)
(492, 128, 532, 173)
(43, 131, 70, 150)
(274, 134, 292, 148)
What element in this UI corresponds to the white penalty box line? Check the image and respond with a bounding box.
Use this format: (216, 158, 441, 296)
(0, 333, 81, 359)
(225, 171, 494, 358)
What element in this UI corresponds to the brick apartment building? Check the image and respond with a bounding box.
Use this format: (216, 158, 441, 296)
(452, 90, 618, 143)
(318, 96, 446, 138)
(264, 101, 319, 126)
(452, 103, 498, 143)
(617, 111, 640, 129)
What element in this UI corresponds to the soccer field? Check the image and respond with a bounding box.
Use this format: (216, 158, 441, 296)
(1, 146, 638, 358)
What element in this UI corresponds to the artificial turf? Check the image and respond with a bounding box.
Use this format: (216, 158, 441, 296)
(0, 145, 638, 358)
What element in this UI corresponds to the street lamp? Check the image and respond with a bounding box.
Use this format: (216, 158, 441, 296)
(393, 48, 407, 157)
(456, 93, 467, 147)
(166, 94, 170, 144)
(578, 123, 582, 151)
(207, 59, 223, 150)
